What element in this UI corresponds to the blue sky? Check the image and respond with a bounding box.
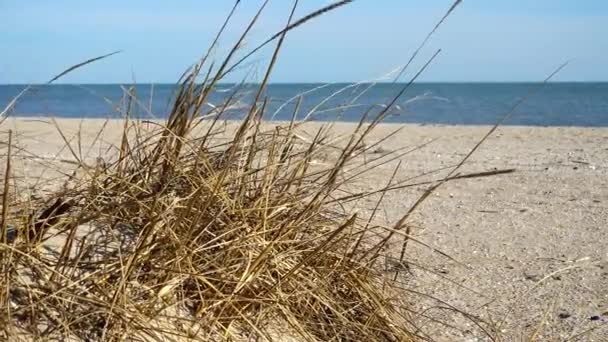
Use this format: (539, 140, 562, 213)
(1, 0, 607, 83)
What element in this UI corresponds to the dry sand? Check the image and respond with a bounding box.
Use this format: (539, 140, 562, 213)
(2, 118, 607, 341)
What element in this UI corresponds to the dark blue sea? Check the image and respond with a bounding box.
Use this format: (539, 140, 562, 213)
(1, 83, 607, 126)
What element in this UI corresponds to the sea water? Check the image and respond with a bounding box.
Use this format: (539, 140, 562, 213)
(1, 83, 607, 126)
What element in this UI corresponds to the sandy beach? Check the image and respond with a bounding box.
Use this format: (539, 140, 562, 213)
(2, 118, 607, 340)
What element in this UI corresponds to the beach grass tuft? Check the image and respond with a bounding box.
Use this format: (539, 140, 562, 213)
(0, 1, 484, 340)
(0, 67, 421, 341)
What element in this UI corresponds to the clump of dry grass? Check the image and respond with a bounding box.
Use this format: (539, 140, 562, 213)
(0, 1, 482, 340)
(0, 81, 425, 340)
(0, 6, 417, 342)
(0, 104, 415, 341)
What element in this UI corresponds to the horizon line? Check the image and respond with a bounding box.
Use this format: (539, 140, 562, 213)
(1, 81, 608, 86)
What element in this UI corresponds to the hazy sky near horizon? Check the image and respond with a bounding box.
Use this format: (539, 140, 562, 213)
(2, 0, 607, 83)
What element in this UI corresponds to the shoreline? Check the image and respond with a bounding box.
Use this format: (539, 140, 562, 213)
(6, 116, 608, 129)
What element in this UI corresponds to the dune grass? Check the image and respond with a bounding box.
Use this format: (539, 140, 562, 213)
(0, 103, 418, 341)
(0, 81, 423, 340)
(0, 1, 498, 340)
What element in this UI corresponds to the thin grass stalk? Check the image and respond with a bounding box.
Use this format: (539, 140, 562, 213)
(1, 130, 12, 243)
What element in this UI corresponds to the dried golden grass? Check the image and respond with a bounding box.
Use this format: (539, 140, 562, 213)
(3, 122, 414, 341)
(0, 81, 424, 341)
(0, 1, 491, 340)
